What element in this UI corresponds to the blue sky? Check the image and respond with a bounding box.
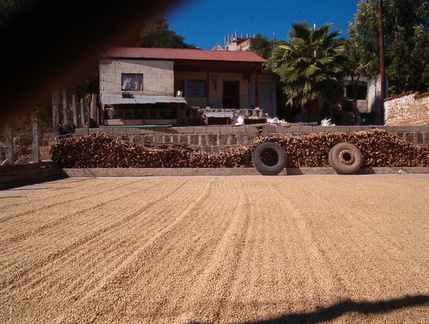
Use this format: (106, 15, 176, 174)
(166, 0, 361, 49)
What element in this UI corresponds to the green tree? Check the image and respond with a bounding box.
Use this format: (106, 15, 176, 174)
(74, 14, 196, 101)
(132, 14, 196, 49)
(249, 34, 274, 60)
(269, 22, 347, 108)
(344, 24, 372, 107)
(349, 0, 429, 94)
(0, 0, 25, 24)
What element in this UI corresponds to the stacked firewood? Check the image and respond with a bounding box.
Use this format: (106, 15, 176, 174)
(50, 134, 187, 168)
(51, 130, 429, 168)
(251, 130, 429, 167)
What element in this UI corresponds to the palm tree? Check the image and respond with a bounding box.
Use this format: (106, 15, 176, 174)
(269, 22, 347, 109)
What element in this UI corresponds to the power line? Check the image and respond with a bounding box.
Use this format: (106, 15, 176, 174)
(175, 3, 357, 30)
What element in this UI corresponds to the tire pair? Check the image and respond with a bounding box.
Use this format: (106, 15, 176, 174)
(252, 141, 363, 175)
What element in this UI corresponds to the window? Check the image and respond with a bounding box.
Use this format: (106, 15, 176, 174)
(121, 73, 143, 91)
(187, 80, 206, 97)
(346, 85, 367, 100)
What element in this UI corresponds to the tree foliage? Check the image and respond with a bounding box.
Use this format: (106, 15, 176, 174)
(132, 14, 196, 49)
(344, 24, 372, 106)
(0, 0, 25, 24)
(249, 34, 274, 60)
(349, 0, 429, 94)
(268, 22, 347, 108)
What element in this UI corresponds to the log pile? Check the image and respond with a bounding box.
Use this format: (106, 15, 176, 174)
(50, 130, 429, 168)
(253, 130, 429, 168)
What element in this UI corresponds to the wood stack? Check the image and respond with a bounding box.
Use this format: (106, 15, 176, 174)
(50, 130, 429, 168)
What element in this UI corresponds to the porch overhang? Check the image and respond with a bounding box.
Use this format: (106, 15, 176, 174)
(174, 60, 261, 73)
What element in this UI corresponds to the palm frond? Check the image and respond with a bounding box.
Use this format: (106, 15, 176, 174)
(270, 21, 347, 107)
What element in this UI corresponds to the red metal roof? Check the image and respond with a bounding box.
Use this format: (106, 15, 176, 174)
(103, 47, 267, 63)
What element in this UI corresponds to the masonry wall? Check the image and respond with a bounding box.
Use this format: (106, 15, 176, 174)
(74, 125, 429, 151)
(385, 92, 429, 126)
(100, 59, 174, 96)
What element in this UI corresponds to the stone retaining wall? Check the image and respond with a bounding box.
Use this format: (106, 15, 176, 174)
(385, 92, 429, 126)
(74, 125, 429, 151)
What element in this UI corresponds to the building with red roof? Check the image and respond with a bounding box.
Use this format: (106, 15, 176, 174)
(100, 47, 276, 126)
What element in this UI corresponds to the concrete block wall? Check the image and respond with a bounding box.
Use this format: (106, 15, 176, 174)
(73, 125, 429, 152)
(100, 59, 174, 96)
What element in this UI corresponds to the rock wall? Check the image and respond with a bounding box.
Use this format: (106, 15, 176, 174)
(385, 92, 429, 126)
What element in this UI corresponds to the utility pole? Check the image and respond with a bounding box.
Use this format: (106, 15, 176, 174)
(379, 0, 385, 124)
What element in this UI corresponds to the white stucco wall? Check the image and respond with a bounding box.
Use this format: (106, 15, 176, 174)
(100, 59, 174, 96)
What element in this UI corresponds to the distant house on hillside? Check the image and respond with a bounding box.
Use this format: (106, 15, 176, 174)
(99, 47, 276, 126)
(222, 32, 254, 51)
(212, 44, 224, 51)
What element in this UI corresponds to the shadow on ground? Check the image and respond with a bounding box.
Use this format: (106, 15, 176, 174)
(192, 295, 429, 324)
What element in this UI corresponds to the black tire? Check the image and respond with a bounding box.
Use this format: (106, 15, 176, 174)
(329, 142, 362, 174)
(252, 142, 287, 175)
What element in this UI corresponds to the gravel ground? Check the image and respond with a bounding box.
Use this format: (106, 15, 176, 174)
(0, 176, 428, 323)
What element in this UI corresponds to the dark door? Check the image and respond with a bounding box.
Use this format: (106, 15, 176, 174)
(174, 79, 185, 96)
(223, 81, 240, 108)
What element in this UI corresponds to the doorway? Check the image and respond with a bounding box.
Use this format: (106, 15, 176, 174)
(223, 81, 240, 108)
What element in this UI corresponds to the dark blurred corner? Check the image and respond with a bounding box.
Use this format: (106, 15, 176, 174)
(0, 0, 181, 120)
